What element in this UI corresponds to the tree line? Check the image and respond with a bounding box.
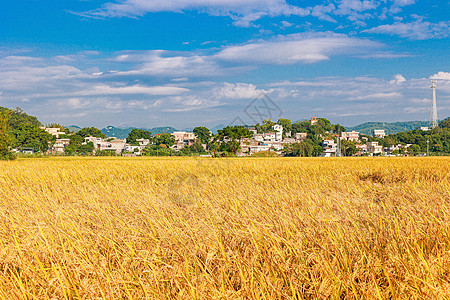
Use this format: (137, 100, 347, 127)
(1, 105, 449, 159)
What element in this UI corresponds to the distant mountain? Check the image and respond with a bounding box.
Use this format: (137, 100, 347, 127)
(65, 125, 81, 133)
(151, 126, 178, 134)
(101, 126, 178, 138)
(347, 121, 431, 135)
(102, 126, 132, 139)
(210, 124, 225, 134)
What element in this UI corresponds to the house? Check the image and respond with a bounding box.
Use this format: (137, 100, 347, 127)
(321, 140, 337, 157)
(21, 148, 35, 155)
(99, 139, 126, 154)
(272, 124, 283, 141)
(125, 145, 142, 155)
(52, 138, 70, 154)
(263, 132, 276, 142)
(83, 137, 126, 154)
(417, 127, 429, 131)
(293, 132, 307, 141)
(373, 129, 386, 138)
(310, 116, 318, 125)
(340, 131, 360, 142)
(282, 137, 296, 144)
(122, 153, 137, 157)
(41, 127, 66, 138)
(367, 142, 383, 155)
(136, 139, 150, 147)
(172, 132, 196, 149)
(253, 133, 264, 142)
(265, 142, 283, 151)
(355, 144, 367, 155)
(249, 145, 270, 154)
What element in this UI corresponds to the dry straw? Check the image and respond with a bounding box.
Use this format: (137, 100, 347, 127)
(0, 157, 449, 299)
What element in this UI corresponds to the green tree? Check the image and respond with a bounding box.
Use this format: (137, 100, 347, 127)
(440, 118, 450, 128)
(78, 142, 95, 155)
(332, 123, 346, 134)
(10, 124, 53, 152)
(408, 144, 421, 155)
(126, 129, 152, 145)
(215, 125, 252, 154)
(152, 133, 175, 147)
(284, 140, 316, 157)
(143, 144, 176, 156)
(277, 118, 292, 131)
(0, 107, 41, 130)
(0, 110, 15, 160)
(76, 127, 106, 139)
(193, 126, 211, 144)
(340, 140, 357, 156)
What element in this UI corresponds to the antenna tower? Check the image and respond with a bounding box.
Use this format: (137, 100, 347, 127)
(430, 80, 438, 129)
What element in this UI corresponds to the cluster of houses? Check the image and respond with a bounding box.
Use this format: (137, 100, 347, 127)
(37, 119, 416, 156)
(321, 129, 416, 156)
(40, 127, 198, 156)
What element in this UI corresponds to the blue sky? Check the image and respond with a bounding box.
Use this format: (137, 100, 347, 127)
(0, 0, 449, 129)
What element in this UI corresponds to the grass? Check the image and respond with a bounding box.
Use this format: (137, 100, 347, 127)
(0, 156, 449, 299)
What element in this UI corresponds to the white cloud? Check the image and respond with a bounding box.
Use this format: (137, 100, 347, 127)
(75, 0, 310, 27)
(280, 21, 294, 28)
(335, 0, 379, 13)
(78, 84, 189, 96)
(430, 72, 450, 80)
(213, 83, 267, 99)
(108, 33, 401, 78)
(160, 95, 222, 112)
(113, 51, 225, 77)
(364, 20, 450, 40)
(390, 74, 406, 84)
(394, 0, 415, 7)
(310, 4, 337, 23)
(215, 33, 384, 64)
(333, 0, 379, 26)
(350, 91, 403, 100)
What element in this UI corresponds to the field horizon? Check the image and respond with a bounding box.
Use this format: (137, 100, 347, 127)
(0, 157, 449, 298)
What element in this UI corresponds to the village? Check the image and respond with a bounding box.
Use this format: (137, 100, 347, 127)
(35, 116, 426, 157)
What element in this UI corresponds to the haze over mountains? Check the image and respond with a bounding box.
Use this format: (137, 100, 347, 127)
(65, 121, 434, 139)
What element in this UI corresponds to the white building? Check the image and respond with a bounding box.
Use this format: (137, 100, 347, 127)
(52, 138, 70, 154)
(293, 132, 307, 141)
(321, 140, 337, 157)
(272, 124, 283, 141)
(340, 131, 360, 142)
(171, 132, 196, 149)
(373, 130, 386, 138)
(367, 142, 383, 155)
(310, 116, 318, 125)
(136, 139, 150, 147)
(125, 145, 142, 155)
(253, 134, 264, 142)
(41, 127, 66, 138)
(83, 137, 126, 154)
(263, 132, 276, 142)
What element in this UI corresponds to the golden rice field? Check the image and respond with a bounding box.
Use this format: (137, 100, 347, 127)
(0, 157, 449, 299)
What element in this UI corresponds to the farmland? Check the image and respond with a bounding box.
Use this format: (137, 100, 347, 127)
(0, 157, 449, 298)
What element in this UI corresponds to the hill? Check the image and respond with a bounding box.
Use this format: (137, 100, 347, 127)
(65, 125, 81, 133)
(101, 126, 178, 138)
(0, 107, 42, 129)
(347, 121, 431, 135)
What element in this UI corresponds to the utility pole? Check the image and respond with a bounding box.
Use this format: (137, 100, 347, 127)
(431, 80, 438, 129)
(336, 137, 341, 157)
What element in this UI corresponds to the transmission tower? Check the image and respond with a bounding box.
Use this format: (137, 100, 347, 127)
(430, 80, 438, 129)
